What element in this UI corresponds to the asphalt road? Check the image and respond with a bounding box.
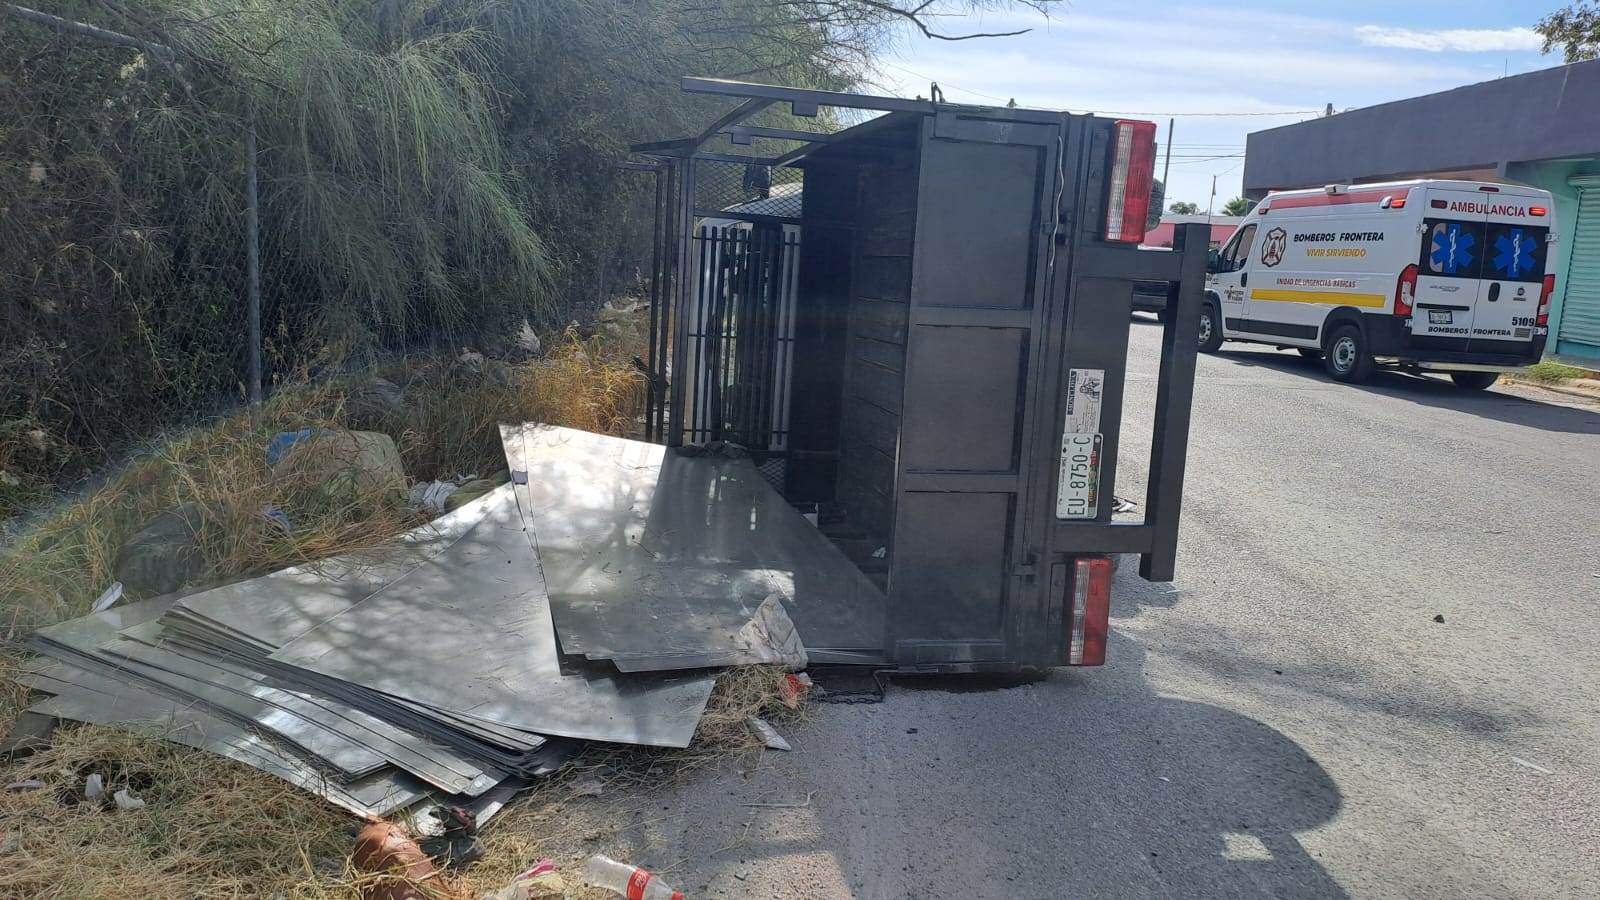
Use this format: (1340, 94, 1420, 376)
(603, 320, 1600, 899)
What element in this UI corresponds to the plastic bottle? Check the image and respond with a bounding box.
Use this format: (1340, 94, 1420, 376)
(583, 854, 685, 900)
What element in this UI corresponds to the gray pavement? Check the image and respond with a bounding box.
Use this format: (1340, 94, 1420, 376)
(587, 320, 1600, 899)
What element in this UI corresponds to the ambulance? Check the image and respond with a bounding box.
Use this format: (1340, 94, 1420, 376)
(1200, 179, 1556, 388)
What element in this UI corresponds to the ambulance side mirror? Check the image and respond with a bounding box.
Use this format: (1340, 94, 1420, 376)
(1205, 249, 1222, 274)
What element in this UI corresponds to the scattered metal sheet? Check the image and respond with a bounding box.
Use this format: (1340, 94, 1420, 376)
(269, 484, 717, 748)
(506, 424, 884, 670)
(105, 623, 501, 794)
(27, 677, 426, 818)
(31, 593, 441, 785)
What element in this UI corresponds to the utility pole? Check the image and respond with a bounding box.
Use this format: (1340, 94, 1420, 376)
(1160, 117, 1173, 216)
(1207, 174, 1217, 220)
(245, 110, 262, 405)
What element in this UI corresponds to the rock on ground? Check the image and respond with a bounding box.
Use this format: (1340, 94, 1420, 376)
(113, 502, 207, 595)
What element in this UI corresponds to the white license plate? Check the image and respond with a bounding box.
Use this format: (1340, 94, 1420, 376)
(1429, 309, 1453, 325)
(1056, 433, 1102, 520)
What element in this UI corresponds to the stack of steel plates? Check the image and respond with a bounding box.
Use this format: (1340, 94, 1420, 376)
(18, 482, 716, 821)
(17, 422, 887, 821)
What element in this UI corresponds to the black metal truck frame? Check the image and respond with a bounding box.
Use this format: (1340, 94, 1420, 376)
(629, 78, 1209, 671)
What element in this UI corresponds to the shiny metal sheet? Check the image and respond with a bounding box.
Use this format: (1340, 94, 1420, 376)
(269, 485, 715, 748)
(506, 424, 885, 669)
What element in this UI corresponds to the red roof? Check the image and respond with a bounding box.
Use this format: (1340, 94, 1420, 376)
(1143, 219, 1240, 248)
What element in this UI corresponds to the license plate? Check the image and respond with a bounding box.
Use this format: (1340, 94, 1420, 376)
(1056, 433, 1102, 520)
(1429, 309, 1452, 325)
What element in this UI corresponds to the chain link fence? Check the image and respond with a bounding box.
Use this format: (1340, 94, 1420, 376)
(1, 5, 539, 511)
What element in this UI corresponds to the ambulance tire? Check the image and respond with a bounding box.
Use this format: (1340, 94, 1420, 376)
(1323, 325, 1374, 384)
(1197, 300, 1223, 353)
(1450, 371, 1500, 391)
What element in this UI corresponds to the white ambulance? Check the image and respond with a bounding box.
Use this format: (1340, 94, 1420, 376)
(1200, 179, 1555, 388)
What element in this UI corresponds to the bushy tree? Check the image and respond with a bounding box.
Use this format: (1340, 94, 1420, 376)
(1538, 2, 1600, 61)
(1, 0, 1059, 478)
(1169, 201, 1202, 215)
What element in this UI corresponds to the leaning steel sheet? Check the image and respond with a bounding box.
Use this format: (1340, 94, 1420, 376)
(507, 424, 884, 669)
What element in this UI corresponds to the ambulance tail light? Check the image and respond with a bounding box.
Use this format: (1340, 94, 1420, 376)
(1067, 556, 1113, 666)
(1103, 119, 1157, 244)
(1395, 263, 1417, 317)
(1538, 274, 1555, 326)
(1530, 206, 1549, 217)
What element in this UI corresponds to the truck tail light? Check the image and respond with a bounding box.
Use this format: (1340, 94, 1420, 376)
(1103, 120, 1157, 243)
(1538, 274, 1554, 326)
(1530, 205, 1548, 217)
(1067, 556, 1113, 666)
(1395, 263, 1417, 317)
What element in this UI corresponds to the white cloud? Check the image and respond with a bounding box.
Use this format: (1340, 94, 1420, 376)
(1353, 25, 1544, 53)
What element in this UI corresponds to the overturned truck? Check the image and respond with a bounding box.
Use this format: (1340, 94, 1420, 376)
(626, 79, 1210, 672)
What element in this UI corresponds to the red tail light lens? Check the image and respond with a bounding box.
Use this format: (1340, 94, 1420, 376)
(1068, 556, 1113, 666)
(1538, 274, 1554, 326)
(1530, 206, 1548, 217)
(1395, 263, 1417, 317)
(1103, 119, 1157, 243)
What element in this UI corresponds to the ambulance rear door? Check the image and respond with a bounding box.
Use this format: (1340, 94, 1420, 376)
(1471, 198, 1550, 355)
(1415, 187, 1489, 351)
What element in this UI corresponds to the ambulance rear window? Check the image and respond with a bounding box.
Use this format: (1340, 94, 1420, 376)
(1419, 218, 1549, 282)
(1483, 223, 1548, 283)
(1419, 219, 1484, 279)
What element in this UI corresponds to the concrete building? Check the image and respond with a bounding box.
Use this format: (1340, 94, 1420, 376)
(1242, 59, 1600, 369)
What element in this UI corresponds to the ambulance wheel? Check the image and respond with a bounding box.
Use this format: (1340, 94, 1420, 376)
(1324, 325, 1373, 383)
(1197, 301, 1223, 353)
(1450, 371, 1500, 391)
(1297, 348, 1323, 361)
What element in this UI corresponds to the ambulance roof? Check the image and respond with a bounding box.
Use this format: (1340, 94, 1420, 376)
(1264, 179, 1549, 202)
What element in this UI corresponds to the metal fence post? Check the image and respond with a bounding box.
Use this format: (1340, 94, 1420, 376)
(245, 110, 262, 404)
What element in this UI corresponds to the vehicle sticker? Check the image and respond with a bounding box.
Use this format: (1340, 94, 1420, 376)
(1427, 221, 1477, 275)
(1260, 227, 1287, 267)
(1058, 368, 1105, 520)
(1062, 367, 1104, 435)
(1493, 228, 1538, 278)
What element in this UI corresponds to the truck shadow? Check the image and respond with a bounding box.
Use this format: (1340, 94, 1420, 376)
(882, 630, 1348, 898)
(1217, 347, 1600, 435)
(627, 620, 1349, 898)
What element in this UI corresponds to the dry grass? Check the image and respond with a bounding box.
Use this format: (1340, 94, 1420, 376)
(0, 326, 643, 638)
(0, 668, 802, 900)
(0, 318, 814, 899)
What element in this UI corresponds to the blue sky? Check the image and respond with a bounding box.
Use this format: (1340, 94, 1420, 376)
(873, 0, 1566, 209)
